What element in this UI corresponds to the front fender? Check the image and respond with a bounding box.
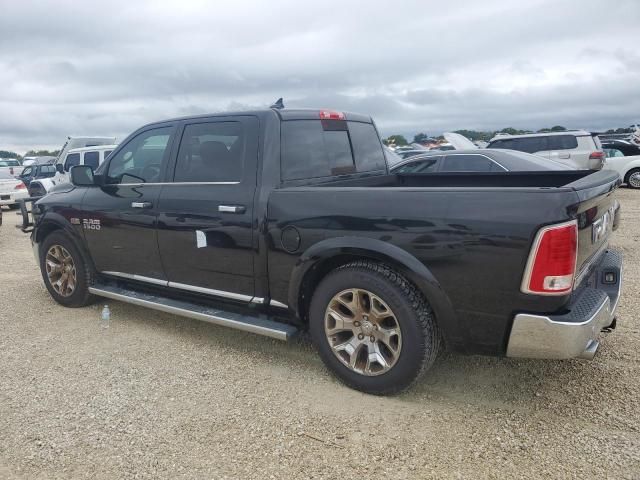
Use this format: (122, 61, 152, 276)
(288, 236, 461, 347)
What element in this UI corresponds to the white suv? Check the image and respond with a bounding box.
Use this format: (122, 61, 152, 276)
(487, 131, 605, 170)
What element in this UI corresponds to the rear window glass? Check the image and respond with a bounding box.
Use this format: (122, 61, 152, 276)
(83, 151, 100, 169)
(441, 154, 494, 172)
(281, 121, 355, 180)
(281, 120, 385, 181)
(40, 165, 56, 174)
(547, 135, 578, 150)
(348, 122, 386, 171)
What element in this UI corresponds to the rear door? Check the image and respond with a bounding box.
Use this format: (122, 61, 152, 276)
(156, 116, 259, 300)
(82, 125, 176, 280)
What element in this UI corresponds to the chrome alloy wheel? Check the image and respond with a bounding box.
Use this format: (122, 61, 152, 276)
(45, 245, 77, 297)
(628, 171, 640, 188)
(324, 288, 402, 376)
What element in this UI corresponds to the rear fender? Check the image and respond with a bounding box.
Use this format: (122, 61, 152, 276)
(288, 236, 461, 346)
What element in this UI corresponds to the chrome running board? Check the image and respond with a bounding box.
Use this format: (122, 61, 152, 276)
(89, 283, 298, 341)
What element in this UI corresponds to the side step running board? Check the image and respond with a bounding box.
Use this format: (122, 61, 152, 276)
(89, 283, 298, 341)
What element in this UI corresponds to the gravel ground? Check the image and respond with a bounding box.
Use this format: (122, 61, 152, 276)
(0, 190, 639, 480)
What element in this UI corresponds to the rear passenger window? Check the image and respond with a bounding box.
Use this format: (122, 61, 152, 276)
(441, 154, 493, 172)
(83, 151, 100, 169)
(348, 122, 386, 172)
(548, 135, 578, 150)
(515, 137, 548, 153)
(64, 153, 81, 172)
(281, 121, 355, 180)
(174, 122, 244, 182)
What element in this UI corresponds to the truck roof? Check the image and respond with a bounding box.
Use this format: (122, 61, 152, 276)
(67, 144, 118, 154)
(143, 108, 374, 129)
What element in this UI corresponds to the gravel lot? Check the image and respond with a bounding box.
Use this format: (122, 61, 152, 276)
(1, 190, 639, 480)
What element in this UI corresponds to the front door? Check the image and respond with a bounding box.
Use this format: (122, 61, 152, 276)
(156, 116, 259, 300)
(82, 125, 176, 281)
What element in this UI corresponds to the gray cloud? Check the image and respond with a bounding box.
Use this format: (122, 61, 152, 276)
(0, 0, 639, 152)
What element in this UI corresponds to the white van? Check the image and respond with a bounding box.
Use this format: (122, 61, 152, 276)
(29, 144, 117, 196)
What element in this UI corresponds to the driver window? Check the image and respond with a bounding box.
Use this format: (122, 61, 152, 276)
(106, 127, 172, 184)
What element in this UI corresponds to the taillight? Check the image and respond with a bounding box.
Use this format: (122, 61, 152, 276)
(14, 182, 26, 190)
(319, 110, 345, 120)
(589, 151, 605, 161)
(521, 220, 578, 295)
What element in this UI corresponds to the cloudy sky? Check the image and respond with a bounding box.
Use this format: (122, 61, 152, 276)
(1, 0, 639, 153)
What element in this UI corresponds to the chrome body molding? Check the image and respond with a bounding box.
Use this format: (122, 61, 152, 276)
(101, 271, 269, 305)
(507, 249, 622, 360)
(269, 299, 289, 309)
(101, 271, 169, 286)
(168, 281, 254, 302)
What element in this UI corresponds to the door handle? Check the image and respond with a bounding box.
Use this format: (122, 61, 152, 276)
(131, 201, 153, 209)
(558, 153, 571, 159)
(218, 205, 246, 214)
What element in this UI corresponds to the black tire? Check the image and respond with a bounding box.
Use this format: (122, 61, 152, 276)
(624, 168, 640, 189)
(309, 261, 440, 395)
(40, 231, 96, 307)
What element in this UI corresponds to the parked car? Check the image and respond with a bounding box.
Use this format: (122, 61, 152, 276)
(390, 149, 574, 174)
(23, 107, 622, 395)
(0, 170, 28, 209)
(394, 149, 432, 160)
(18, 161, 58, 187)
(601, 139, 640, 189)
(29, 144, 117, 197)
(0, 158, 22, 176)
(487, 131, 605, 170)
(28, 137, 116, 196)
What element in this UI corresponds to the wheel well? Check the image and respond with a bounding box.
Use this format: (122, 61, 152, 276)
(35, 221, 63, 245)
(624, 167, 640, 182)
(297, 254, 428, 325)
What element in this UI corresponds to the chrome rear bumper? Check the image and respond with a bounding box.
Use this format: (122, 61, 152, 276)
(507, 249, 622, 360)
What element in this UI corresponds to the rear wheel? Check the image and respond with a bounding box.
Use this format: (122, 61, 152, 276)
(40, 231, 95, 307)
(309, 261, 440, 395)
(625, 168, 640, 189)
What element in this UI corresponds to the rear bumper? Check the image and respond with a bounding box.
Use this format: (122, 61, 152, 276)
(0, 191, 28, 205)
(507, 249, 622, 360)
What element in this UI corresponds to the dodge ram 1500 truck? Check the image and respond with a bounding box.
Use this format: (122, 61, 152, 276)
(22, 108, 623, 394)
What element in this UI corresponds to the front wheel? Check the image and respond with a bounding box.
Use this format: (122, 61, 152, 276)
(309, 261, 440, 395)
(625, 168, 640, 189)
(40, 231, 95, 307)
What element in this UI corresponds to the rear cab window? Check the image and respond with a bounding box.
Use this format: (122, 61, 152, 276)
(83, 151, 100, 169)
(281, 119, 386, 182)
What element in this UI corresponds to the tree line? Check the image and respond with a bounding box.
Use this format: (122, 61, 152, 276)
(0, 149, 60, 160)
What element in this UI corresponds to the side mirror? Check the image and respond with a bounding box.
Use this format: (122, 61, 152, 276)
(56, 164, 64, 174)
(70, 165, 95, 186)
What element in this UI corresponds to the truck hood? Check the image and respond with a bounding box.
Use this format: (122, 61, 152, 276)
(443, 132, 478, 150)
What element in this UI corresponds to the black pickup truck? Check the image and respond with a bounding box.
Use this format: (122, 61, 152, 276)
(22, 108, 623, 394)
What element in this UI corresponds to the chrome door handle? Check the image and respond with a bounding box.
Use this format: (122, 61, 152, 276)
(131, 201, 153, 209)
(218, 205, 246, 214)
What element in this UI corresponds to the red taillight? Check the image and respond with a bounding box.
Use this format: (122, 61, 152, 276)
(319, 110, 345, 120)
(589, 151, 605, 160)
(14, 182, 26, 190)
(521, 220, 577, 295)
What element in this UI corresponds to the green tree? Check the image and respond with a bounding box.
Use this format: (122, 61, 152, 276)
(550, 125, 567, 132)
(413, 132, 429, 144)
(386, 135, 408, 146)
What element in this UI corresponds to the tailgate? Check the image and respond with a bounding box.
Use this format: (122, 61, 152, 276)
(568, 170, 621, 285)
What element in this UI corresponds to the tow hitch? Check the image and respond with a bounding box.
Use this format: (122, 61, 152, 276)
(602, 317, 616, 333)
